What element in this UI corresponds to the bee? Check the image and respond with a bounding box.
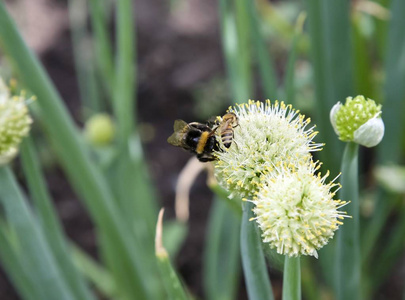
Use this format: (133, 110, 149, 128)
(215, 112, 239, 148)
(167, 120, 220, 162)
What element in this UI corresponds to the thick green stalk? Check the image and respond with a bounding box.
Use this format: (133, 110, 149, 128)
(378, 0, 405, 163)
(20, 137, 95, 300)
(335, 142, 360, 300)
(301, 257, 321, 300)
(208, 182, 242, 216)
(218, 0, 251, 101)
(362, 0, 405, 262)
(204, 198, 240, 300)
(305, 0, 352, 172)
(235, 0, 252, 99)
(283, 13, 305, 106)
(68, 0, 101, 113)
(0, 224, 41, 300)
(114, 0, 136, 142)
(305, 0, 352, 287)
(110, 1, 159, 259)
(370, 203, 405, 292)
(282, 256, 301, 300)
(241, 201, 274, 300)
(108, 134, 158, 238)
(88, 0, 115, 98)
(245, 0, 277, 99)
(0, 4, 149, 299)
(0, 167, 75, 300)
(156, 251, 189, 300)
(155, 209, 189, 300)
(71, 244, 119, 299)
(352, 15, 374, 97)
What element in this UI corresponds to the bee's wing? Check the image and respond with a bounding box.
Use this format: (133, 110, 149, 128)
(167, 120, 188, 147)
(207, 115, 221, 127)
(167, 132, 183, 147)
(173, 119, 188, 132)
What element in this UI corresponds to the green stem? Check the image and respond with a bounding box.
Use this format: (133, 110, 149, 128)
(241, 201, 274, 300)
(218, 0, 250, 102)
(245, 0, 277, 99)
(208, 182, 242, 216)
(20, 137, 95, 300)
(301, 257, 321, 300)
(283, 13, 305, 106)
(0, 4, 149, 298)
(71, 244, 119, 299)
(362, 0, 405, 269)
(203, 198, 241, 300)
(68, 0, 101, 113)
(156, 252, 189, 300)
(305, 0, 351, 173)
(0, 223, 41, 300)
(114, 0, 136, 143)
(0, 167, 75, 300)
(88, 0, 115, 99)
(335, 142, 360, 300)
(282, 256, 301, 300)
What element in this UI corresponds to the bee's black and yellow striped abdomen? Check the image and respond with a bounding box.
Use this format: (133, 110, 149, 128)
(221, 130, 234, 148)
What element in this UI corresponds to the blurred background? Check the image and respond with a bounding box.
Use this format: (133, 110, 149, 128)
(0, 0, 404, 299)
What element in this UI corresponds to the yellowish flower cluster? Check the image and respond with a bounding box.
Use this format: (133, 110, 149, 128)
(214, 100, 349, 258)
(0, 79, 32, 165)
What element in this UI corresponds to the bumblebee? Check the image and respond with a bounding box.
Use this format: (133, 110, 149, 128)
(167, 120, 220, 162)
(215, 112, 239, 148)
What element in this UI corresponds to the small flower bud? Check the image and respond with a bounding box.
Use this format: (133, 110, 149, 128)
(250, 162, 349, 258)
(84, 114, 115, 146)
(330, 95, 384, 147)
(0, 79, 33, 165)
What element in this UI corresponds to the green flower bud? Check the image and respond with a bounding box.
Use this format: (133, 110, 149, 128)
(84, 114, 115, 146)
(0, 79, 33, 165)
(330, 95, 384, 147)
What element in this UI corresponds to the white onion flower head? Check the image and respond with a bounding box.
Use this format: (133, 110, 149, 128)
(250, 161, 349, 258)
(330, 95, 384, 147)
(214, 100, 323, 199)
(0, 79, 33, 165)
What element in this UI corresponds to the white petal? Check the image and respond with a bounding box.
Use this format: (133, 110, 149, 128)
(329, 102, 341, 136)
(353, 115, 384, 147)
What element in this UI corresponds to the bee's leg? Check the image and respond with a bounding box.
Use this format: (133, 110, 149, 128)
(208, 125, 219, 137)
(231, 132, 239, 150)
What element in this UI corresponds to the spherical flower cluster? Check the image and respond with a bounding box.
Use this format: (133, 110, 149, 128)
(330, 95, 384, 147)
(0, 79, 33, 165)
(249, 161, 349, 258)
(213, 100, 350, 258)
(214, 100, 323, 199)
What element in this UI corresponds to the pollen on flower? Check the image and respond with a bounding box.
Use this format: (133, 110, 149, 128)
(0, 79, 33, 165)
(249, 162, 349, 258)
(214, 100, 323, 199)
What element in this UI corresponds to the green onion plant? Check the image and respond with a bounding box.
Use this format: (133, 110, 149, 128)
(0, 0, 404, 299)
